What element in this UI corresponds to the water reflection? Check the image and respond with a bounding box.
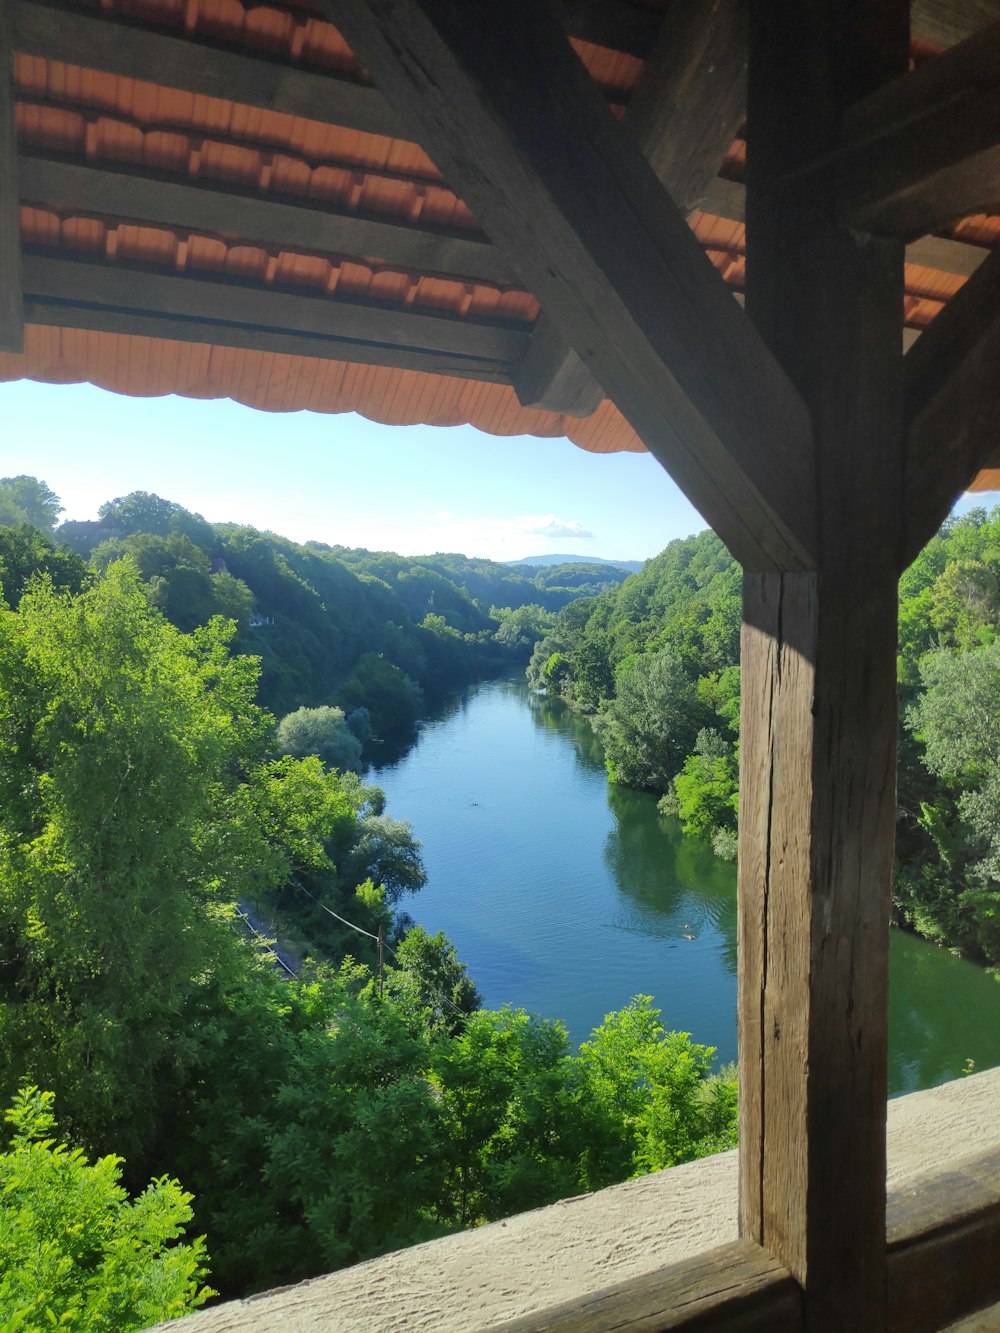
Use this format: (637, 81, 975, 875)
(603, 785, 738, 976)
(374, 675, 1000, 1091)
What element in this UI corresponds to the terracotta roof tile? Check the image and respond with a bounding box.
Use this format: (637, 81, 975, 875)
(3, 0, 998, 485)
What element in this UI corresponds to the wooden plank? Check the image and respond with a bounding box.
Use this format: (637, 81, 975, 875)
(626, 0, 748, 218)
(741, 1, 908, 1327)
(21, 253, 529, 363)
(494, 1239, 803, 1333)
(513, 310, 602, 418)
(902, 248, 1000, 565)
(0, 0, 22, 353)
(697, 177, 990, 281)
(13, 0, 404, 138)
(887, 1148, 1000, 1332)
(833, 22, 1000, 236)
(17, 155, 517, 287)
(22, 298, 515, 380)
(515, 0, 747, 416)
(911, 0, 1000, 49)
(322, 0, 815, 574)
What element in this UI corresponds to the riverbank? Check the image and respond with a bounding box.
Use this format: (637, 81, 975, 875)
(372, 676, 1000, 1094)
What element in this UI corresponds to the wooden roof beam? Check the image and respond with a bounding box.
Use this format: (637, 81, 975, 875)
(322, 0, 815, 573)
(11, 1, 651, 145)
(13, 0, 406, 138)
(17, 155, 517, 287)
(0, 0, 22, 353)
(911, 0, 1000, 49)
(515, 0, 748, 417)
(698, 176, 992, 279)
(831, 21, 1000, 236)
(901, 247, 1000, 566)
(21, 252, 528, 374)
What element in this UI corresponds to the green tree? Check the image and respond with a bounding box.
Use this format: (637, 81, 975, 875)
(0, 563, 270, 1161)
(344, 813, 427, 903)
(0, 1086, 212, 1330)
(599, 648, 702, 791)
(276, 705, 363, 773)
(387, 926, 482, 1033)
(0, 524, 90, 608)
(578, 997, 732, 1175)
(430, 1008, 586, 1225)
(670, 728, 739, 849)
(0, 476, 62, 534)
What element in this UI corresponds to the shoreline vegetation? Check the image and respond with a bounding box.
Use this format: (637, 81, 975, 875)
(0, 479, 736, 1327)
(528, 513, 1000, 971)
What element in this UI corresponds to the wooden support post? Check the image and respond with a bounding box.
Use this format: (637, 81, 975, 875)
(0, 0, 22, 354)
(739, 2, 908, 1328)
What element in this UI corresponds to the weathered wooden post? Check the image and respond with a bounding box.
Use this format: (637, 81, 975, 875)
(738, 3, 909, 1328)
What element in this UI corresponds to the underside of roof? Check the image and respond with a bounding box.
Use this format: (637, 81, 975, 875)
(0, 0, 999, 487)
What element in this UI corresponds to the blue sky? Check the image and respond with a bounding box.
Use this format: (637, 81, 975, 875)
(2, 378, 995, 562)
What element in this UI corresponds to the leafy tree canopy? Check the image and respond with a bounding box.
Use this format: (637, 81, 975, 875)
(0, 476, 62, 534)
(0, 1086, 212, 1331)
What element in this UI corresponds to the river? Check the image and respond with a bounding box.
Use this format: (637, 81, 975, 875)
(371, 676, 1000, 1096)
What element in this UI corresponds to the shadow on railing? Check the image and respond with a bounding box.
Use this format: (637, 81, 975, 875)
(158, 1068, 1000, 1333)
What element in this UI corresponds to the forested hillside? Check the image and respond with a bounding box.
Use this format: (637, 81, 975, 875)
(0, 476, 733, 1326)
(0, 478, 630, 741)
(530, 511, 1000, 966)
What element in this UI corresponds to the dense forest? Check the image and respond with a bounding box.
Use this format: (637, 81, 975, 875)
(0, 477, 735, 1328)
(529, 511, 1000, 967)
(50, 486, 630, 731)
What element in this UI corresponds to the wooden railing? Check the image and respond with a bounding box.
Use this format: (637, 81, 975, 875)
(160, 1068, 1000, 1333)
(496, 1146, 1000, 1331)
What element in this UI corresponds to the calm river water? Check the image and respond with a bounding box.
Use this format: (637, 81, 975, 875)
(371, 676, 1000, 1096)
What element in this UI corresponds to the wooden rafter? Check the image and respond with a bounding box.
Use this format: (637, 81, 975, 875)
(0, 0, 22, 354)
(321, 0, 815, 573)
(698, 177, 990, 279)
(902, 247, 1000, 566)
(515, 0, 748, 417)
(21, 253, 528, 375)
(911, 0, 1000, 49)
(12, 0, 405, 138)
(11, 0, 643, 144)
(832, 21, 1000, 236)
(17, 156, 517, 288)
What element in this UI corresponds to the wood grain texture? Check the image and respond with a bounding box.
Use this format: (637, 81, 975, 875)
(322, 0, 815, 573)
(22, 300, 516, 381)
(21, 254, 527, 366)
(513, 309, 603, 417)
(740, 2, 907, 1326)
(887, 1148, 1000, 1331)
(911, 0, 1000, 49)
(11, 0, 655, 141)
(13, 0, 405, 137)
(834, 22, 1000, 237)
(494, 1239, 802, 1333)
(902, 248, 1000, 566)
(17, 155, 517, 287)
(0, 0, 21, 353)
(515, 0, 748, 417)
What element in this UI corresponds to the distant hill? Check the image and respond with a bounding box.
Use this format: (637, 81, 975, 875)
(508, 553, 644, 572)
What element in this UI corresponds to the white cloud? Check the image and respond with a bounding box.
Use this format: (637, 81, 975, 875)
(268, 507, 600, 562)
(520, 514, 595, 540)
